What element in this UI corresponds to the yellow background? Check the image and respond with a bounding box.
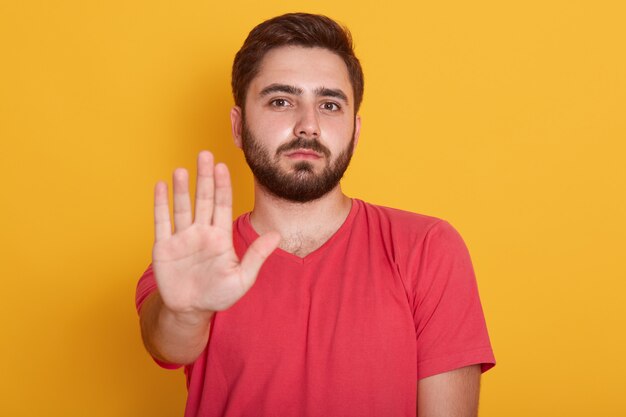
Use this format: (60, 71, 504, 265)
(1, 0, 624, 415)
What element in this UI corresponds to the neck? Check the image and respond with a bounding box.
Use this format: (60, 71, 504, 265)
(249, 183, 352, 257)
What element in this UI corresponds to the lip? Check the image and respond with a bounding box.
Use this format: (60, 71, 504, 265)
(284, 149, 322, 159)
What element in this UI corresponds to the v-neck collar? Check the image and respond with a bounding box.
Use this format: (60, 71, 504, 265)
(239, 199, 361, 265)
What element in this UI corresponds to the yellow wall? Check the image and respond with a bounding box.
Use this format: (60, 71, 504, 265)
(1, 0, 624, 415)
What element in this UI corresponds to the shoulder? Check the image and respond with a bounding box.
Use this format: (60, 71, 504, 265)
(353, 199, 470, 259)
(354, 199, 450, 238)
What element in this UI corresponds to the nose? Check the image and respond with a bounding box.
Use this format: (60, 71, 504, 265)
(293, 104, 320, 139)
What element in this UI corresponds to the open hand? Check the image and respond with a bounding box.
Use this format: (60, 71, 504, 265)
(152, 151, 280, 317)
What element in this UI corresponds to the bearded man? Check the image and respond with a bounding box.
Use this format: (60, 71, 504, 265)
(136, 12, 495, 417)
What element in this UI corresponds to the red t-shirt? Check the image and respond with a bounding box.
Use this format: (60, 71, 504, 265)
(136, 199, 495, 417)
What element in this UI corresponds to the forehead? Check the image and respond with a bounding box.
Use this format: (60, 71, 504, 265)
(250, 46, 353, 100)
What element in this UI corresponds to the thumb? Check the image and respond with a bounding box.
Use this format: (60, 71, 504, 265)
(240, 231, 281, 284)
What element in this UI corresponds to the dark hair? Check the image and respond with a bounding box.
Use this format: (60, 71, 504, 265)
(232, 13, 364, 113)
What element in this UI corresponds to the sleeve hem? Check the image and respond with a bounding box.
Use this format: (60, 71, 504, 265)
(135, 265, 185, 370)
(417, 347, 496, 380)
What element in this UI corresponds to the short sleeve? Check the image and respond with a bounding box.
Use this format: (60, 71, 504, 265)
(413, 221, 495, 379)
(135, 264, 183, 370)
(135, 264, 157, 313)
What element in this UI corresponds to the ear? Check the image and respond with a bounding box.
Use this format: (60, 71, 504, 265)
(353, 114, 362, 147)
(230, 106, 243, 149)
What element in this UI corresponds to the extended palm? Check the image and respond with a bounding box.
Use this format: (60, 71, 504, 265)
(152, 151, 280, 315)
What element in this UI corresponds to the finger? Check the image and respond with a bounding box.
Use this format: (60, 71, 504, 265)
(194, 151, 214, 225)
(154, 181, 172, 241)
(212, 163, 233, 232)
(240, 231, 281, 286)
(172, 168, 192, 231)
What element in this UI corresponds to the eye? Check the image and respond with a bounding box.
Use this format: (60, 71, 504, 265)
(270, 98, 291, 107)
(321, 102, 341, 112)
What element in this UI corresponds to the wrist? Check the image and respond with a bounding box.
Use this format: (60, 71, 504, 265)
(168, 308, 215, 327)
(156, 294, 215, 328)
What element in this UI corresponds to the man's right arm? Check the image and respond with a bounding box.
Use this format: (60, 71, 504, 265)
(140, 292, 213, 365)
(138, 151, 280, 365)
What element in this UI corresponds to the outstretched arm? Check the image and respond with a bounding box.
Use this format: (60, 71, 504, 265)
(139, 151, 280, 365)
(417, 365, 482, 417)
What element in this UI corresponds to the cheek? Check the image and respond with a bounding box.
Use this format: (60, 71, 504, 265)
(258, 121, 294, 145)
(247, 112, 295, 143)
(322, 118, 355, 142)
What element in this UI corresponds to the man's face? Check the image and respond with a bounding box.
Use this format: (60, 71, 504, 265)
(232, 46, 361, 203)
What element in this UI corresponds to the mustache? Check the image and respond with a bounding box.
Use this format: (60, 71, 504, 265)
(275, 137, 331, 158)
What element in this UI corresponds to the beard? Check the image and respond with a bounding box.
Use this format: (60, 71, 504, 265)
(241, 120, 355, 203)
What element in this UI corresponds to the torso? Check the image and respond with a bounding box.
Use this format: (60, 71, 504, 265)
(279, 228, 338, 257)
(166, 199, 495, 417)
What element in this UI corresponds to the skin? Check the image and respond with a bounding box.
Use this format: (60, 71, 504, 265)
(139, 45, 482, 416)
(418, 365, 482, 417)
(231, 46, 360, 255)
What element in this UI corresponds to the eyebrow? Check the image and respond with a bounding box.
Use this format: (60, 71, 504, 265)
(259, 83, 350, 104)
(259, 84, 303, 97)
(315, 87, 349, 104)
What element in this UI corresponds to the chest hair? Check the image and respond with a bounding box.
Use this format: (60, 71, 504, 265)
(280, 229, 336, 258)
